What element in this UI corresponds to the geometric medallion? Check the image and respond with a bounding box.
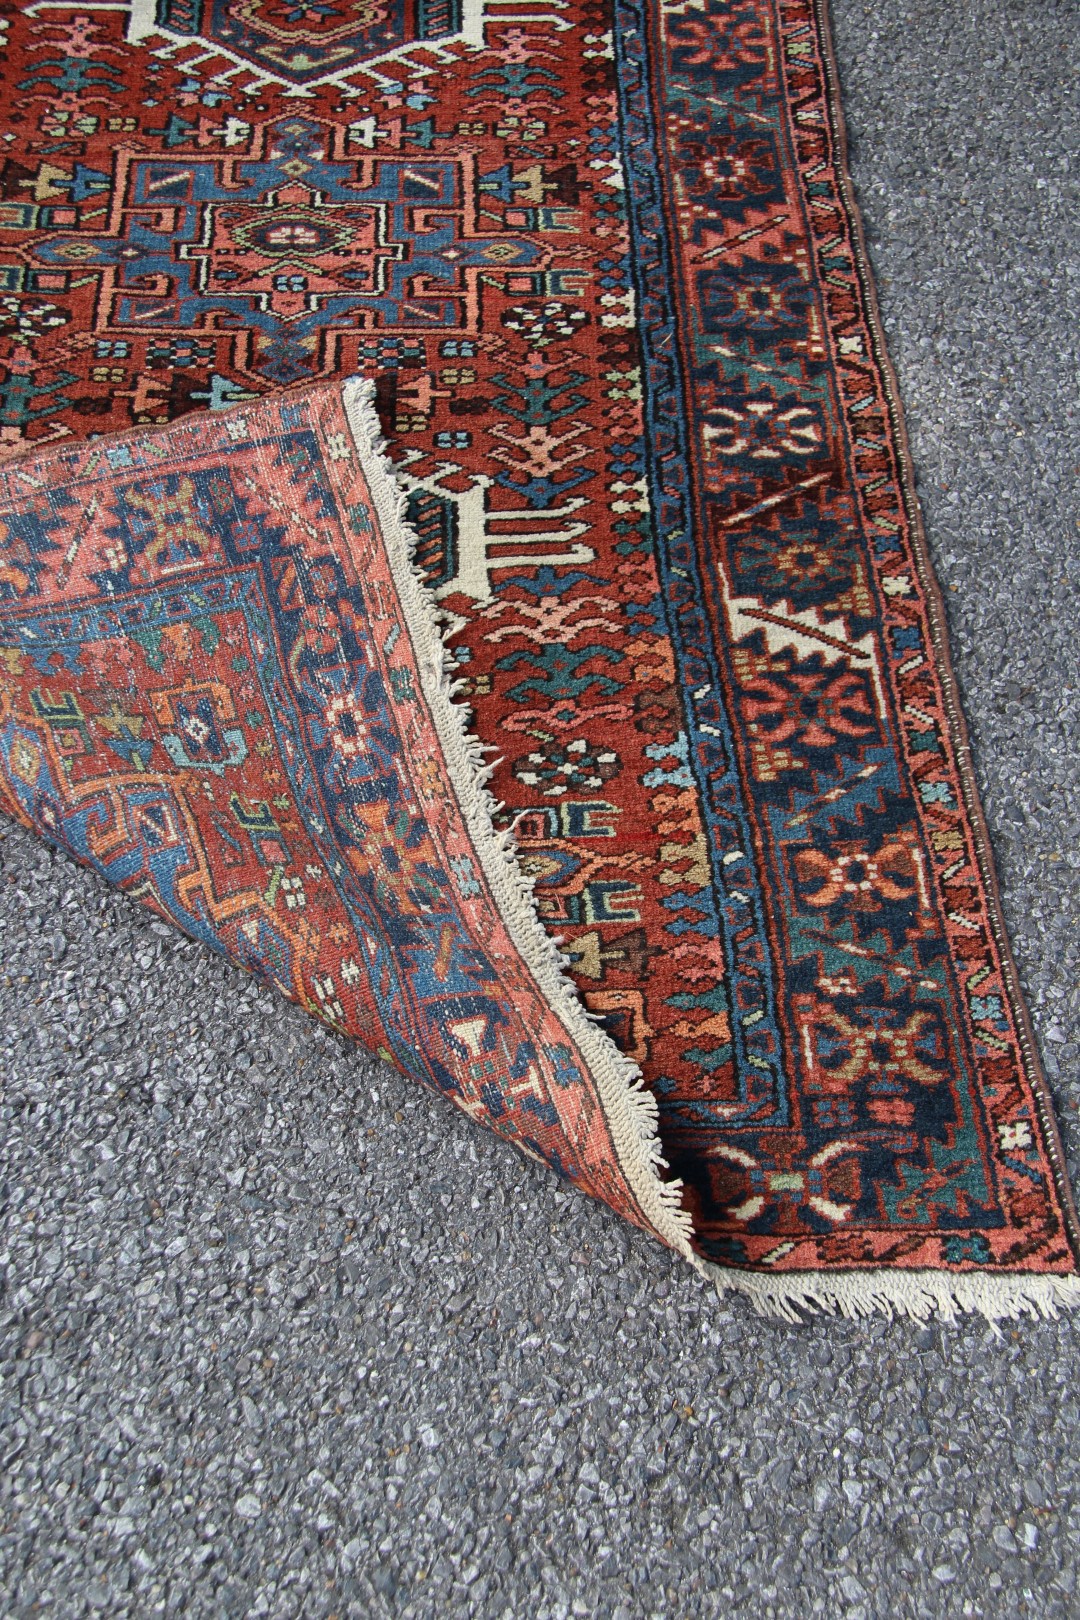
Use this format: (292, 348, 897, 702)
(153, 0, 463, 85)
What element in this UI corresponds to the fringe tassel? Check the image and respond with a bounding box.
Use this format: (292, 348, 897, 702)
(699, 1257, 1080, 1326)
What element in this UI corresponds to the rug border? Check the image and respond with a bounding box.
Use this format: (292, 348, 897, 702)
(809, 0, 1080, 1268)
(692, 0, 1080, 1317)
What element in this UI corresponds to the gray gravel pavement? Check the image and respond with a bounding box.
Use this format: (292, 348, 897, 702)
(2, 2, 1078, 1616)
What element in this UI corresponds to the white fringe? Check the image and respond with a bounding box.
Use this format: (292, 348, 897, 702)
(340, 376, 1079, 1324)
(341, 378, 695, 1261)
(697, 1256, 1080, 1326)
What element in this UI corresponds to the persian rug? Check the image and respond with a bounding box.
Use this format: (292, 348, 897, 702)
(0, 0, 1075, 1319)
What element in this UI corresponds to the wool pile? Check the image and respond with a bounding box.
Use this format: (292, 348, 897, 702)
(0, 0, 1074, 1317)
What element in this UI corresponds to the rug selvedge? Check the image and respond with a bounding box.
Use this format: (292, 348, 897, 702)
(0, 0, 1075, 1315)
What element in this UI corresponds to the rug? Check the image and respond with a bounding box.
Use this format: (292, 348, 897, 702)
(0, 0, 1075, 1319)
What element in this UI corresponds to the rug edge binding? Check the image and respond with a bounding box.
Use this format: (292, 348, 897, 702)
(340, 376, 696, 1261)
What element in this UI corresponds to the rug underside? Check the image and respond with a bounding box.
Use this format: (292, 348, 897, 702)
(0, 0, 1075, 1318)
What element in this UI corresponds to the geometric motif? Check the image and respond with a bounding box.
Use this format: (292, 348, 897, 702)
(33, 119, 539, 387)
(151, 0, 466, 89)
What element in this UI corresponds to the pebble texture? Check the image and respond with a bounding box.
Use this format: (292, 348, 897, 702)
(1, 2, 1078, 1615)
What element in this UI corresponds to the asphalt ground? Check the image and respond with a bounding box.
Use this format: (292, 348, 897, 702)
(1, 2, 1078, 1615)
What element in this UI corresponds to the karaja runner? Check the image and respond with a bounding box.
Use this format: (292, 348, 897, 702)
(0, 0, 1074, 1318)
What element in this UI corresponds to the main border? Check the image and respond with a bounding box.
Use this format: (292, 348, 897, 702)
(684, 0, 1080, 1317)
(810, 0, 1080, 1265)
